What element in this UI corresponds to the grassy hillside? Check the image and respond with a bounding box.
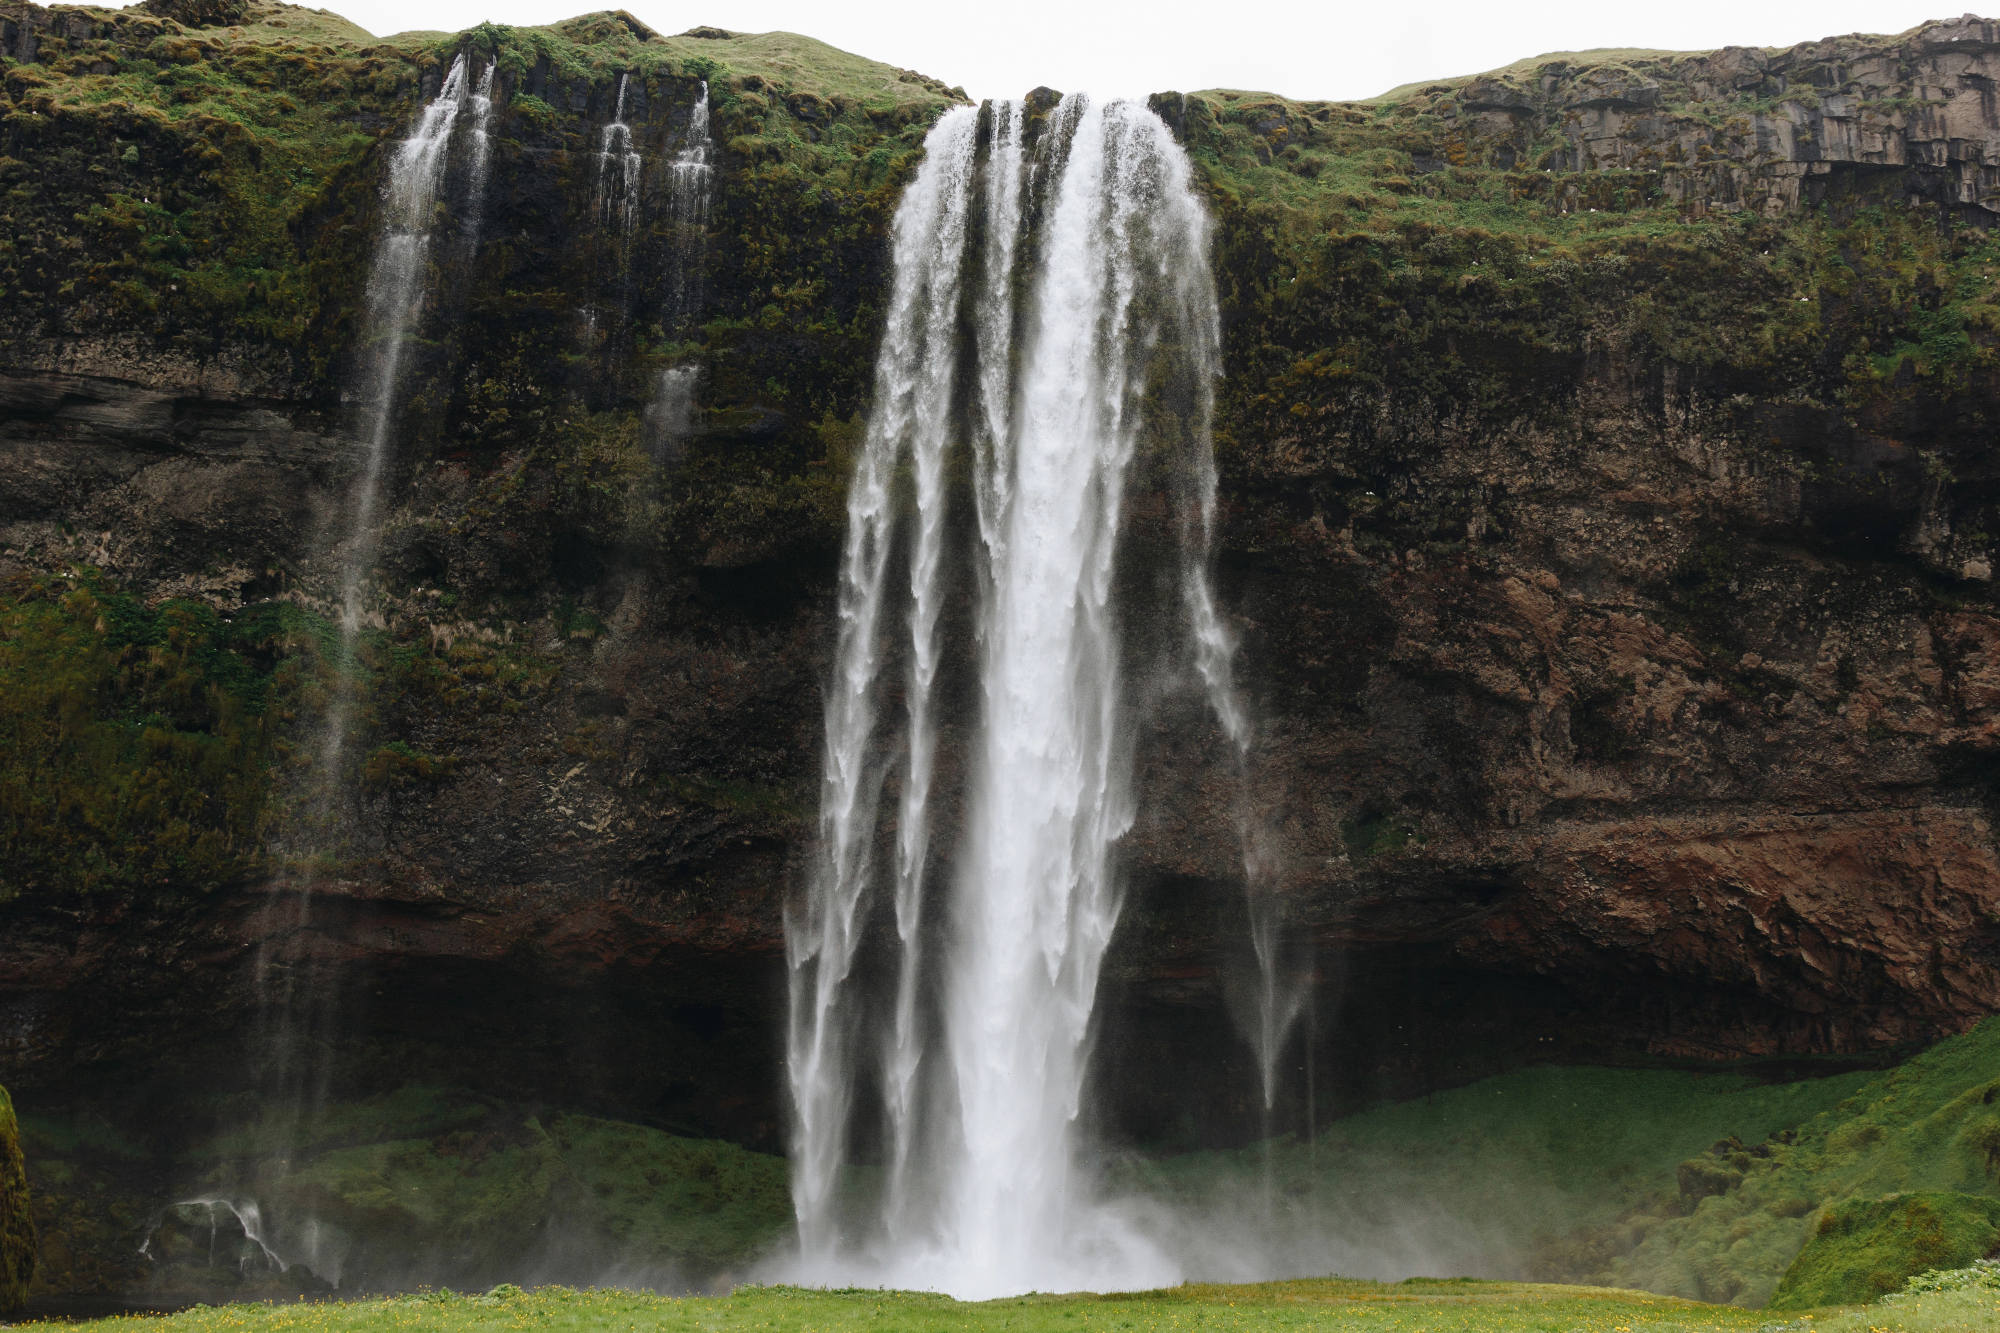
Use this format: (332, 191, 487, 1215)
(1115, 1019, 2000, 1308)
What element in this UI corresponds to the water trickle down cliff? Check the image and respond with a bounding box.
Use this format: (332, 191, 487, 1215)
(647, 80, 713, 460)
(584, 71, 643, 346)
(234, 52, 496, 1286)
(785, 93, 1247, 1299)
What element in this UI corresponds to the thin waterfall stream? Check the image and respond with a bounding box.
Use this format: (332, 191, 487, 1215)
(235, 53, 496, 1286)
(646, 79, 713, 459)
(785, 93, 1251, 1299)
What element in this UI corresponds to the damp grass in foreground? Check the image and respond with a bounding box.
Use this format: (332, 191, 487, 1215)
(40, 1278, 2000, 1333)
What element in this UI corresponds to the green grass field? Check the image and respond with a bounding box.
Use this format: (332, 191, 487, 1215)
(39, 1278, 2000, 1333)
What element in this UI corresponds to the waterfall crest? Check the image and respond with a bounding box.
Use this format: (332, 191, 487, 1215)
(785, 94, 1233, 1300)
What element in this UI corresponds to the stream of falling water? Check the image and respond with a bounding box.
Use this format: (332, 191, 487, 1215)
(594, 73, 642, 235)
(646, 80, 713, 460)
(786, 94, 1236, 1299)
(341, 52, 489, 641)
(232, 54, 495, 1287)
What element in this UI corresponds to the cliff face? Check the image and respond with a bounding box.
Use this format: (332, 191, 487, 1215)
(1425, 15, 2000, 218)
(5, 0, 2000, 1262)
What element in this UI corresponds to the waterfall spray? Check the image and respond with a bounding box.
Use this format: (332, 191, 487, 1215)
(786, 93, 1235, 1299)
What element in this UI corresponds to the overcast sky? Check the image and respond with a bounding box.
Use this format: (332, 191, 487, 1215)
(137, 0, 1983, 100)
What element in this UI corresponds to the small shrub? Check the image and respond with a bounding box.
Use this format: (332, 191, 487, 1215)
(359, 740, 457, 790)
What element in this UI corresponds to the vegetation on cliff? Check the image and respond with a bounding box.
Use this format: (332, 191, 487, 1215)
(12, 0, 2000, 897)
(0, 1084, 31, 1313)
(1768, 1192, 2000, 1310)
(0, 570, 281, 898)
(0, 1, 964, 901)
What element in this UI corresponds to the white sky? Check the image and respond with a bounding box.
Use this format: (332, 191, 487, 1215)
(125, 0, 1982, 101)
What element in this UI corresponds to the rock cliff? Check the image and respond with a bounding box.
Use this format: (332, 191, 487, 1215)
(1396, 14, 2000, 219)
(5, 1, 2000, 1295)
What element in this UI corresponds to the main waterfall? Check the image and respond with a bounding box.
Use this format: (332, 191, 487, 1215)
(786, 93, 1234, 1299)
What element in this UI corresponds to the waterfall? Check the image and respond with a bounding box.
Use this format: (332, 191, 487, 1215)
(665, 79, 713, 318)
(645, 80, 714, 462)
(231, 54, 495, 1287)
(594, 72, 643, 236)
(786, 93, 1232, 1299)
(343, 52, 491, 640)
(786, 103, 980, 1263)
(463, 62, 496, 245)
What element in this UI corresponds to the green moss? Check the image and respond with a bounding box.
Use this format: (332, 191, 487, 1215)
(0, 570, 286, 900)
(0, 1085, 32, 1314)
(1767, 1192, 2000, 1311)
(1116, 1058, 1873, 1302)
(1338, 807, 1425, 856)
(1113, 1021, 2000, 1308)
(191, 1089, 790, 1280)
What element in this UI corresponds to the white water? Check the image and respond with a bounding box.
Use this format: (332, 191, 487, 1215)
(786, 103, 980, 1263)
(343, 52, 490, 638)
(463, 62, 496, 244)
(786, 94, 1237, 1299)
(594, 73, 642, 236)
(667, 82, 713, 309)
(645, 80, 714, 456)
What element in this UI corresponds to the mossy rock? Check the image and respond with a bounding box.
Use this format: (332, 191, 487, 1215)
(1767, 1191, 2000, 1310)
(0, 1084, 34, 1314)
(137, 0, 250, 27)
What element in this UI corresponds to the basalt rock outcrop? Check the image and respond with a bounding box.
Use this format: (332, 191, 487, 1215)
(5, 0, 2000, 1270)
(1392, 14, 2000, 219)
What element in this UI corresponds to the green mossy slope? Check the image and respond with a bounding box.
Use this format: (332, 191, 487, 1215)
(1561, 1018, 2000, 1304)
(1768, 1192, 2000, 1311)
(1118, 1019, 2000, 1308)
(270, 1104, 789, 1279)
(21, 1085, 790, 1294)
